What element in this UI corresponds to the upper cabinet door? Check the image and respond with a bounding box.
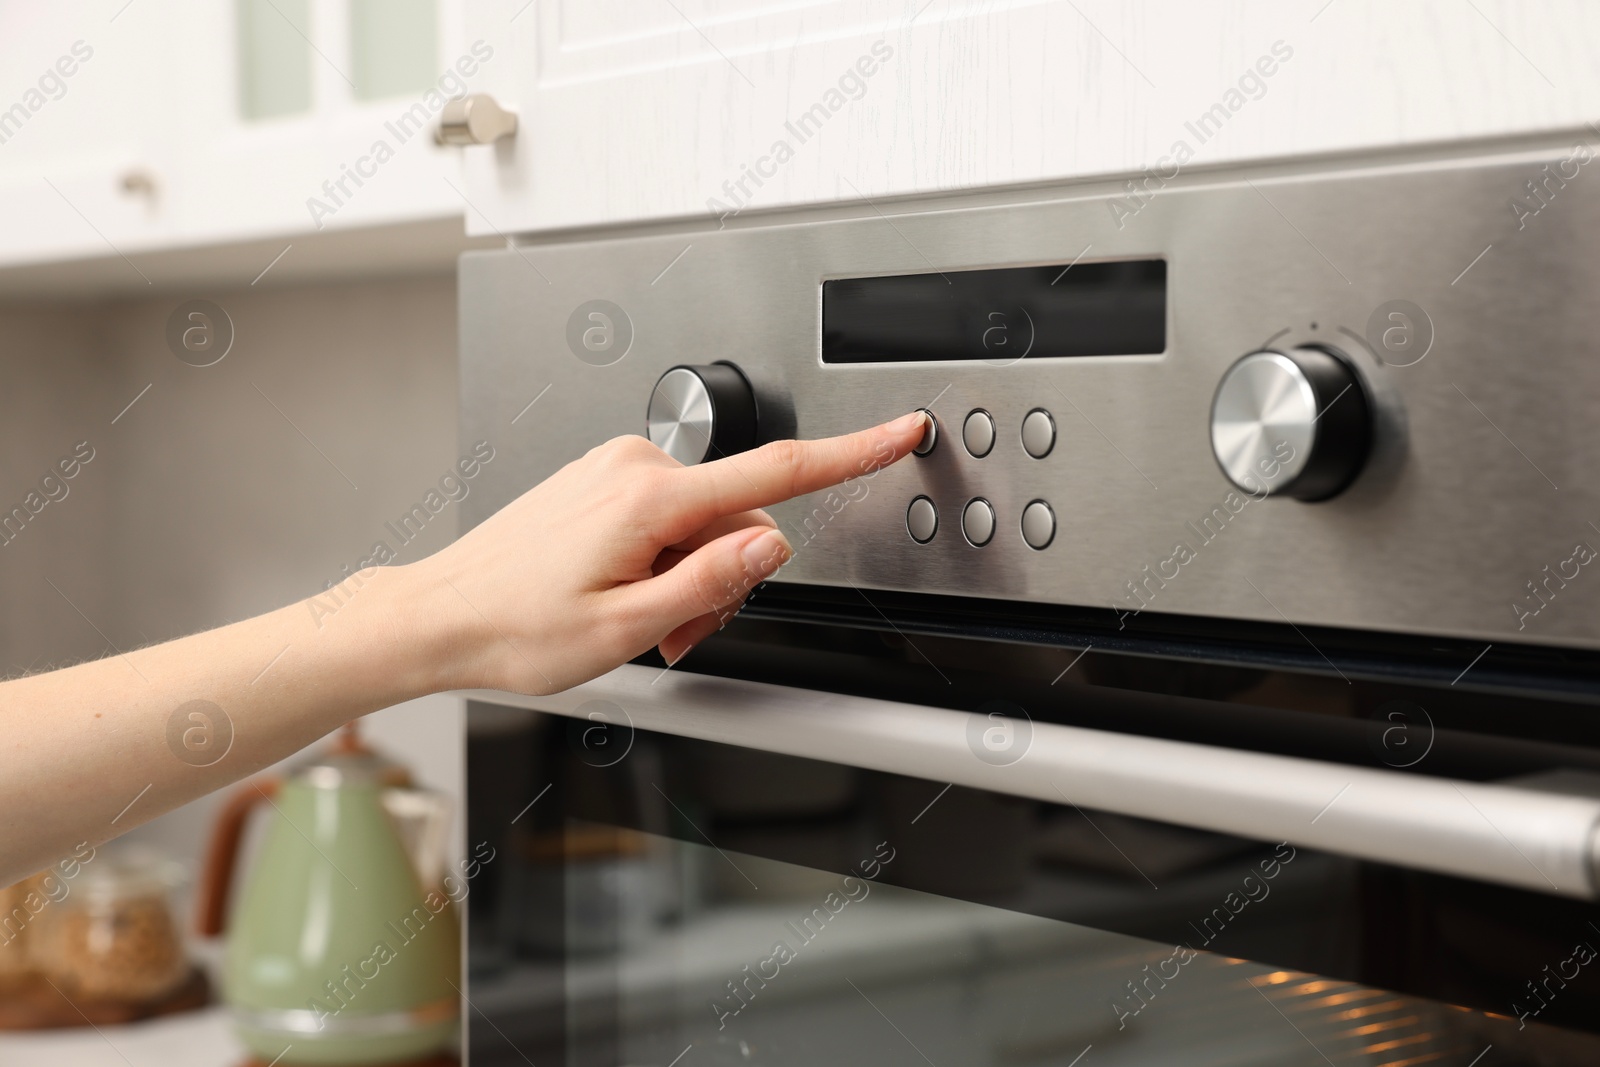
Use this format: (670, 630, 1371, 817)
(457, 0, 1600, 236)
(0, 0, 485, 277)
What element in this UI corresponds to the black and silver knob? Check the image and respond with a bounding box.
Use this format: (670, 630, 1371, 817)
(1210, 346, 1371, 501)
(646, 362, 759, 466)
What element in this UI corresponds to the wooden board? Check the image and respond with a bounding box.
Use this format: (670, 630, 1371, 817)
(0, 967, 211, 1030)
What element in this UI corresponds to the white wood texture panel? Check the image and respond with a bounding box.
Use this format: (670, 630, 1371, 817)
(460, 0, 1600, 235)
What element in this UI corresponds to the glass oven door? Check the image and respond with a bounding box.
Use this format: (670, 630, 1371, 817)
(462, 605, 1600, 1067)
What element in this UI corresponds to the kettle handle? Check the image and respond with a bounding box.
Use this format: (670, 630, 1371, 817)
(194, 778, 279, 936)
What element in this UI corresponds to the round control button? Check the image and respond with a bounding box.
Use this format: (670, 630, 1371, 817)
(1020, 500, 1055, 550)
(906, 496, 938, 544)
(1210, 347, 1371, 501)
(962, 409, 995, 458)
(1021, 408, 1056, 458)
(912, 409, 938, 456)
(962, 497, 996, 547)
(646, 363, 758, 466)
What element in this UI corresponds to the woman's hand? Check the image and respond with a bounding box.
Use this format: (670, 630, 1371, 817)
(402, 410, 928, 695)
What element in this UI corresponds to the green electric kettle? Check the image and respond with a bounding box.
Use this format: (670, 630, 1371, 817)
(197, 728, 460, 1065)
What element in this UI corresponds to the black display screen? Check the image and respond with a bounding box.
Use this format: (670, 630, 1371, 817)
(822, 258, 1166, 363)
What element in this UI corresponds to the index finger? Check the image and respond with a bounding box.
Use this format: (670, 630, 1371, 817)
(676, 409, 928, 524)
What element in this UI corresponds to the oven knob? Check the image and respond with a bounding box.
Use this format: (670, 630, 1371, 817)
(1210, 346, 1371, 501)
(646, 363, 759, 466)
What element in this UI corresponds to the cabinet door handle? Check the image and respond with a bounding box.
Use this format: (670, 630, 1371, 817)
(436, 94, 518, 146)
(470, 665, 1600, 900)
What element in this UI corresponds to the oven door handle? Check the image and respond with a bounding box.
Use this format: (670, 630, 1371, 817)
(471, 665, 1600, 900)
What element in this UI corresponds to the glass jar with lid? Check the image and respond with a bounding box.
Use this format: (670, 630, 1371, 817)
(39, 852, 189, 1003)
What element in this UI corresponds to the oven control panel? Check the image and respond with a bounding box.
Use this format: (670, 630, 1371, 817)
(461, 130, 1600, 651)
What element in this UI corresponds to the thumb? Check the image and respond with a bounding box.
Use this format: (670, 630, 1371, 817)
(625, 526, 793, 641)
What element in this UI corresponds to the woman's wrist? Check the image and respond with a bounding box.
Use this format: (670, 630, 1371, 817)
(309, 562, 477, 704)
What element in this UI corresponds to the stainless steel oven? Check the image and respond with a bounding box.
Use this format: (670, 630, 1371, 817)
(457, 129, 1600, 1066)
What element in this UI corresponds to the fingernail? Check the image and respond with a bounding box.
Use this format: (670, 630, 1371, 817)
(742, 529, 793, 577)
(890, 410, 928, 434)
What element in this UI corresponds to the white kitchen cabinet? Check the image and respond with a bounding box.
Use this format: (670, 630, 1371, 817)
(5, 1, 1596, 270)
(459, 0, 1600, 236)
(0, 0, 489, 280)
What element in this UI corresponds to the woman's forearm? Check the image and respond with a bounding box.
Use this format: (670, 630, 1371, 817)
(0, 565, 445, 885)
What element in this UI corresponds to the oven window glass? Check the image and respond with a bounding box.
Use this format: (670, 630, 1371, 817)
(467, 713, 1600, 1067)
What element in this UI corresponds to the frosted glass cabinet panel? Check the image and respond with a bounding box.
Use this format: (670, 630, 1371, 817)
(351, 0, 439, 101)
(235, 0, 313, 120)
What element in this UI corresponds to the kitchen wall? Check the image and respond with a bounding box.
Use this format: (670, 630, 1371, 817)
(0, 302, 119, 668)
(0, 272, 465, 887)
